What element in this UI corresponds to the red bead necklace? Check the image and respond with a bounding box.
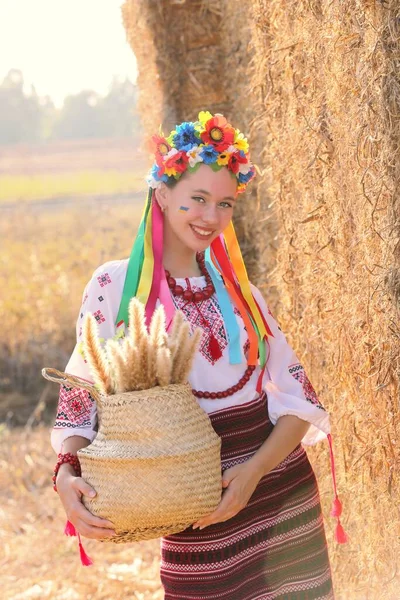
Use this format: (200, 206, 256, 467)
(165, 252, 256, 400)
(165, 252, 214, 303)
(192, 364, 256, 399)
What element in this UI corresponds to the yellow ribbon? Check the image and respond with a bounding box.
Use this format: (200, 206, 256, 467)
(223, 221, 269, 339)
(136, 203, 154, 304)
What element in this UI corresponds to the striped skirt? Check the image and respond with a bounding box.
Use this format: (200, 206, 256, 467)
(160, 392, 334, 600)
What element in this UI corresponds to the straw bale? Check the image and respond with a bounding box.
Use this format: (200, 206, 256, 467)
(121, 0, 228, 133)
(249, 1, 400, 596)
(122, 0, 400, 594)
(121, 0, 267, 280)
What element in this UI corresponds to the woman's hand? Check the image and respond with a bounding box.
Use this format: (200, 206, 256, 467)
(192, 460, 264, 530)
(56, 464, 116, 540)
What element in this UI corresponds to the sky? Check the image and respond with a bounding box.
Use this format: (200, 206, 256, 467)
(0, 0, 138, 107)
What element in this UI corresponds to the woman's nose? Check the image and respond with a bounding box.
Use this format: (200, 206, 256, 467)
(201, 204, 219, 225)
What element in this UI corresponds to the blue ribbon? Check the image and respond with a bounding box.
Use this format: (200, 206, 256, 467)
(205, 248, 242, 365)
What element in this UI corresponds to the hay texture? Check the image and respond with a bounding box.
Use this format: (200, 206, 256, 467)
(249, 1, 400, 597)
(121, 0, 400, 595)
(120, 0, 263, 280)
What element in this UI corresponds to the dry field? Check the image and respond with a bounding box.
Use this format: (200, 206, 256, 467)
(1, 139, 165, 597)
(0, 138, 149, 205)
(1, 425, 163, 600)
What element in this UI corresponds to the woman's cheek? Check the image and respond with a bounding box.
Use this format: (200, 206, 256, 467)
(221, 210, 234, 229)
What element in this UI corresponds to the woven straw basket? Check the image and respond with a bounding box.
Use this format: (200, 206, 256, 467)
(43, 367, 222, 544)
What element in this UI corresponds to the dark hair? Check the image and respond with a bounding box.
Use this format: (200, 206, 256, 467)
(164, 176, 181, 189)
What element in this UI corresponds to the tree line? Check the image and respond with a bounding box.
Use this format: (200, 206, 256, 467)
(0, 69, 142, 145)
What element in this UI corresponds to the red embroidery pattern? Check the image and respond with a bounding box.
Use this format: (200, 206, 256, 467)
(97, 272, 112, 287)
(288, 363, 325, 411)
(173, 291, 228, 365)
(93, 309, 105, 324)
(172, 282, 251, 365)
(55, 384, 93, 426)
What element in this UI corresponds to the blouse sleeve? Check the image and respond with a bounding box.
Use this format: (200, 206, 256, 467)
(50, 262, 119, 454)
(250, 284, 331, 446)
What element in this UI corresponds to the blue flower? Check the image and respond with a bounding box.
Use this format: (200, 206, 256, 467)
(150, 164, 160, 178)
(238, 169, 254, 184)
(200, 145, 219, 164)
(147, 163, 169, 185)
(172, 122, 200, 152)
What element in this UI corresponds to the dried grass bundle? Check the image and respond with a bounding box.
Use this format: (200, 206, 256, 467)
(82, 299, 201, 395)
(82, 314, 113, 395)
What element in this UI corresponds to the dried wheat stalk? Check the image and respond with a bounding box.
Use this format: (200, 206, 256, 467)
(82, 314, 113, 395)
(156, 346, 172, 387)
(105, 339, 130, 393)
(123, 337, 141, 391)
(176, 327, 203, 383)
(128, 297, 147, 347)
(170, 320, 192, 383)
(82, 299, 201, 394)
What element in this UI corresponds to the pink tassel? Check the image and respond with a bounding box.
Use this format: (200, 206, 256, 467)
(78, 532, 93, 566)
(64, 520, 93, 565)
(330, 496, 342, 518)
(334, 520, 348, 544)
(64, 519, 77, 536)
(327, 433, 349, 544)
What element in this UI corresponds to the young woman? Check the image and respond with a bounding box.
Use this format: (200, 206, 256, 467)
(51, 111, 346, 599)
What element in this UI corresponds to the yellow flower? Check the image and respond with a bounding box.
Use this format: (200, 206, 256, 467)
(166, 130, 176, 146)
(198, 110, 213, 127)
(217, 152, 230, 166)
(234, 129, 249, 152)
(164, 165, 178, 177)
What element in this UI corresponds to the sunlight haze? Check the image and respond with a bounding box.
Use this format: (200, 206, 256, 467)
(0, 0, 137, 107)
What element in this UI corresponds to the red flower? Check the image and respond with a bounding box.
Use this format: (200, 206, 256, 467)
(228, 151, 248, 174)
(200, 115, 235, 152)
(156, 162, 166, 177)
(165, 150, 189, 174)
(151, 134, 171, 166)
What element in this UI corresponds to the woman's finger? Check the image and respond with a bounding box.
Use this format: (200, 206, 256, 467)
(73, 517, 116, 540)
(70, 500, 115, 530)
(194, 486, 237, 528)
(72, 476, 97, 499)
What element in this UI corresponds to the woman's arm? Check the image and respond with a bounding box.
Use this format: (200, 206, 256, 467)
(192, 415, 311, 529)
(247, 414, 311, 479)
(56, 435, 116, 539)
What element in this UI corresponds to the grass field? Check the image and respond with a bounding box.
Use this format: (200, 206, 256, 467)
(0, 195, 144, 423)
(0, 138, 150, 204)
(0, 171, 146, 204)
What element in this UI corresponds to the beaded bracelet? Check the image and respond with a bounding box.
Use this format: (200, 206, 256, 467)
(53, 452, 81, 492)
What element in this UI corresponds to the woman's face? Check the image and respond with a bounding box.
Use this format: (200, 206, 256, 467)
(156, 164, 238, 253)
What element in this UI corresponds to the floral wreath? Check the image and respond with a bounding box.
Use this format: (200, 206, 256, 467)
(146, 111, 256, 194)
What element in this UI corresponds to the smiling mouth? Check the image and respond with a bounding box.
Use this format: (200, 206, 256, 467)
(190, 225, 215, 238)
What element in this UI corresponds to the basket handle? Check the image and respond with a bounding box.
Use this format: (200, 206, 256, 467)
(41, 367, 101, 401)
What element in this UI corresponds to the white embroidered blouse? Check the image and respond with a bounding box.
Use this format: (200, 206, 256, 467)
(51, 259, 331, 454)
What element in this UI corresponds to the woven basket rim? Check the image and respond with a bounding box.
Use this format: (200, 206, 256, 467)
(98, 381, 193, 400)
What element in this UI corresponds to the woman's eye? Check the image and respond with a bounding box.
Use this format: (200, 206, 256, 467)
(191, 197, 232, 209)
